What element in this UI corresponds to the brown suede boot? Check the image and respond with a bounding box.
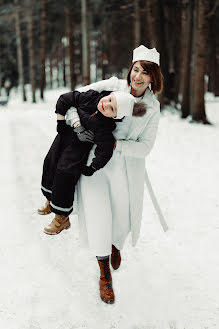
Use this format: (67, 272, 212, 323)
(111, 245, 121, 270)
(97, 258, 115, 304)
(37, 200, 51, 215)
(44, 214, 70, 235)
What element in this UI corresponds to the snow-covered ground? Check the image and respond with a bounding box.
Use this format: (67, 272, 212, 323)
(0, 87, 219, 329)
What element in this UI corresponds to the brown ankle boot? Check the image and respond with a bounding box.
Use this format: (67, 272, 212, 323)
(37, 200, 51, 215)
(44, 214, 70, 235)
(97, 258, 115, 304)
(111, 245, 121, 270)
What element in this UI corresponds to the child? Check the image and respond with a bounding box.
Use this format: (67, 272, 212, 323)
(38, 89, 146, 235)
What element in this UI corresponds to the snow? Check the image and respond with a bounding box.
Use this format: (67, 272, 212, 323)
(0, 87, 219, 329)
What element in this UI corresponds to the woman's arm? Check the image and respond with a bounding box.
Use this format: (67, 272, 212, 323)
(115, 110, 160, 158)
(65, 77, 119, 126)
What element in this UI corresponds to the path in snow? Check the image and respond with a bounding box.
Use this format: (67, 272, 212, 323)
(0, 91, 219, 329)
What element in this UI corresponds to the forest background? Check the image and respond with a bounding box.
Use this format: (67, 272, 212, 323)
(0, 0, 218, 124)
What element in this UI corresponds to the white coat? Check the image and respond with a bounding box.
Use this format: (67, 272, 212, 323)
(66, 77, 160, 246)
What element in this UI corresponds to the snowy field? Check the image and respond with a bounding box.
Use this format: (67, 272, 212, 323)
(0, 87, 219, 329)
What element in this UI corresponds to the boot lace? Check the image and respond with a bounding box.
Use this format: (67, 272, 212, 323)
(102, 260, 112, 289)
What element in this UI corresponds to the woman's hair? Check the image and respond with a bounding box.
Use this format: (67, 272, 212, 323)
(126, 61, 163, 94)
(133, 102, 147, 117)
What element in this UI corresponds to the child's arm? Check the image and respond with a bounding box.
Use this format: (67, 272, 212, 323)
(55, 91, 81, 117)
(91, 127, 116, 169)
(65, 77, 120, 126)
(57, 114, 65, 120)
(76, 107, 96, 129)
(81, 121, 116, 176)
(82, 129, 115, 176)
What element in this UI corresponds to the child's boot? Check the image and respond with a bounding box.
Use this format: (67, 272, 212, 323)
(37, 200, 51, 215)
(44, 214, 70, 235)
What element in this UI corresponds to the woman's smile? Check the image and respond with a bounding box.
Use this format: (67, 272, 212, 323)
(134, 81, 143, 85)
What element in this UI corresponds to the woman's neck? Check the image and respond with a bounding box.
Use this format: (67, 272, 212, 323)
(130, 87, 146, 98)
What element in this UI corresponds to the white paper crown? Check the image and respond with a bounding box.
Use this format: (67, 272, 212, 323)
(133, 45, 160, 66)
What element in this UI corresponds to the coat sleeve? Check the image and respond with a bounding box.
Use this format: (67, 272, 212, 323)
(91, 127, 115, 170)
(116, 108, 160, 158)
(76, 108, 116, 169)
(55, 91, 81, 116)
(74, 77, 119, 93)
(65, 77, 119, 126)
(76, 107, 96, 128)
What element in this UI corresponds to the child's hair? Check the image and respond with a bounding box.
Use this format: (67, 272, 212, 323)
(132, 102, 147, 117)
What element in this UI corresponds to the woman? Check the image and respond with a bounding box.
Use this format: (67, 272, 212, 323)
(66, 45, 163, 304)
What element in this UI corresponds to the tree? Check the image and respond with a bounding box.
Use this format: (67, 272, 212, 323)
(192, 0, 211, 123)
(145, 0, 169, 107)
(81, 0, 90, 85)
(14, 0, 26, 101)
(208, 2, 219, 96)
(26, 4, 36, 103)
(65, 6, 75, 90)
(40, 0, 47, 100)
(134, 0, 140, 47)
(180, 0, 193, 118)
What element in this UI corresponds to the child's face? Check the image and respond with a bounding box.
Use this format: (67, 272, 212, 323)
(97, 94, 117, 118)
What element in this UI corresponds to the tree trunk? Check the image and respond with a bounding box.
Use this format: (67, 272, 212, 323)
(81, 0, 90, 85)
(134, 0, 141, 47)
(65, 6, 75, 90)
(14, 0, 26, 102)
(192, 0, 210, 123)
(27, 7, 36, 103)
(49, 56, 53, 89)
(62, 40, 66, 87)
(145, 0, 158, 47)
(0, 46, 2, 96)
(181, 0, 193, 118)
(40, 0, 47, 100)
(56, 56, 60, 88)
(145, 0, 169, 107)
(208, 13, 219, 96)
(156, 1, 169, 107)
(163, 3, 178, 105)
(101, 8, 110, 80)
(172, 0, 181, 105)
(188, 0, 198, 117)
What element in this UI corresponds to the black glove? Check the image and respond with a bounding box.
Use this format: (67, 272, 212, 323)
(74, 125, 94, 143)
(81, 165, 96, 176)
(57, 120, 67, 133)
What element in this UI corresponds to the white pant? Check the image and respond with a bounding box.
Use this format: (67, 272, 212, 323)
(77, 151, 130, 256)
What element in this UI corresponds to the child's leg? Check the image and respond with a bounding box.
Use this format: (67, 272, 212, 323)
(50, 138, 92, 217)
(37, 199, 51, 215)
(41, 134, 62, 201)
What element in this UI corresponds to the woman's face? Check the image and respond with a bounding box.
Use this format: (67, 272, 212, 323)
(130, 61, 152, 96)
(97, 94, 117, 118)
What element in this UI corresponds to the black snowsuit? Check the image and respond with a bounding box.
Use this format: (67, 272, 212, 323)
(41, 90, 116, 217)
